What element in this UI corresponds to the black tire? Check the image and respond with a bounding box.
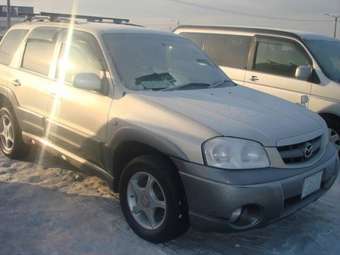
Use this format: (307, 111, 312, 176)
(0, 103, 29, 159)
(119, 155, 189, 243)
(322, 115, 340, 155)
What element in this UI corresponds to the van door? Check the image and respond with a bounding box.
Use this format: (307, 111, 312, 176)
(244, 36, 313, 106)
(179, 32, 251, 85)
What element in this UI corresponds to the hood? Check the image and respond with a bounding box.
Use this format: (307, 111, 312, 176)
(133, 86, 326, 147)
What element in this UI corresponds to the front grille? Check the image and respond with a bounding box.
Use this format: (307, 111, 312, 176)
(278, 136, 322, 164)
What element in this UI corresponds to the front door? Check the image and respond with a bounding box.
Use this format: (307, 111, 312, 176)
(243, 36, 313, 107)
(47, 30, 113, 166)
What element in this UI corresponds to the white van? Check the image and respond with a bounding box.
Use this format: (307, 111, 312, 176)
(175, 26, 340, 153)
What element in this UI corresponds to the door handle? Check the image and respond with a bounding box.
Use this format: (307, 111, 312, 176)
(301, 95, 309, 107)
(250, 76, 259, 82)
(11, 79, 22, 87)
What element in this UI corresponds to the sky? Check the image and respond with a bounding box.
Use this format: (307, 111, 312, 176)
(2, 0, 340, 37)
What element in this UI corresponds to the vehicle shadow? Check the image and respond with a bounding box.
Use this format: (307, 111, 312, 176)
(0, 151, 339, 255)
(0, 181, 167, 255)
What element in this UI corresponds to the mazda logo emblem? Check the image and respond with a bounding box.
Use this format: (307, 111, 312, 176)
(304, 142, 313, 159)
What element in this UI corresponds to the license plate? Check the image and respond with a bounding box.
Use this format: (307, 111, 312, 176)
(302, 171, 323, 199)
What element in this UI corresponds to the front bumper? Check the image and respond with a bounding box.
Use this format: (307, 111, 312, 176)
(173, 143, 339, 232)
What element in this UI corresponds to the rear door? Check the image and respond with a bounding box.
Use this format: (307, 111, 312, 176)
(1, 27, 62, 137)
(179, 32, 251, 85)
(244, 36, 313, 105)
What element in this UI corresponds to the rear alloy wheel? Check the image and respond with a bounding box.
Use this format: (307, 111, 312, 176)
(120, 155, 189, 243)
(0, 106, 29, 159)
(0, 113, 15, 154)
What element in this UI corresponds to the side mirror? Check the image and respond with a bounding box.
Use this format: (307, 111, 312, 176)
(295, 65, 312, 81)
(73, 73, 102, 91)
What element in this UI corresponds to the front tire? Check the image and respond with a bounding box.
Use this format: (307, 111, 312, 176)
(119, 155, 189, 243)
(0, 105, 29, 159)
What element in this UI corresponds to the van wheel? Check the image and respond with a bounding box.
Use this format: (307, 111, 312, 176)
(323, 116, 340, 156)
(0, 105, 29, 159)
(119, 155, 189, 243)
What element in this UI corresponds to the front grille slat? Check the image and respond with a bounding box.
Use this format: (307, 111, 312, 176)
(278, 136, 322, 164)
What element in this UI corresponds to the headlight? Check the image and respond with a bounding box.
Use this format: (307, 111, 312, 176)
(203, 137, 270, 169)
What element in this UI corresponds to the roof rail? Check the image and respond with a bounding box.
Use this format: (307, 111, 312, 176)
(23, 12, 134, 25)
(41, 12, 130, 24)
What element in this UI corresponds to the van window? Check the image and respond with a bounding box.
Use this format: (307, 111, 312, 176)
(181, 33, 251, 69)
(180, 32, 204, 48)
(304, 37, 340, 82)
(254, 38, 311, 78)
(0, 29, 28, 65)
(22, 27, 61, 76)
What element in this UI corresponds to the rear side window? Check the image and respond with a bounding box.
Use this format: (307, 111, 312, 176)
(21, 27, 61, 76)
(181, 32, 251, 69)
(254, 38, 311, 78)
(0, 29, 28, 65)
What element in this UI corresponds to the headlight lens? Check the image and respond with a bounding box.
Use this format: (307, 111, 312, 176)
(203, 137, 270, 169)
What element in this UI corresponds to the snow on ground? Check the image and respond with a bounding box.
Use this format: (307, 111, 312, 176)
(0, 149, 339, 255)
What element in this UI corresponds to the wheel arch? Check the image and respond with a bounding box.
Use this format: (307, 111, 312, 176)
(0, 87, 20, 117)
(319, 112, 340, 127)
(107, 127, 188, 192)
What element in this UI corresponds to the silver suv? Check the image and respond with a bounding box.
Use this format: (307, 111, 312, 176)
(0, 13, 338, 243)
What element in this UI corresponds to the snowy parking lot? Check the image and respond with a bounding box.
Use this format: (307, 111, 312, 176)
(0, 151, 339, 255)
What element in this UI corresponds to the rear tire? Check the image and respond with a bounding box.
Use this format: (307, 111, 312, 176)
(119, 155, 189, 243)
(0, 104, 29, 159)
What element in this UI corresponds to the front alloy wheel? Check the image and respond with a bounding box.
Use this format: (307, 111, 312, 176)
(120, 155, 189, 243)
(127, 172, 167, 230)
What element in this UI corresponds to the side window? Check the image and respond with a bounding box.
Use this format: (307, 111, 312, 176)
(0, 29, 28, 65)
(22, 27, 61, 76)
(254, 38, 311, 78)
(203, 34, 251, 69)
(57, 31, 107, 86)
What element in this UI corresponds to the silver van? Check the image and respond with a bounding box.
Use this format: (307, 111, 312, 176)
(175, 26, 340, 154)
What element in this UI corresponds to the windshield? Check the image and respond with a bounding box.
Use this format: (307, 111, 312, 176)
(103, 33, 231, 90)
(304, 37, 340, 82)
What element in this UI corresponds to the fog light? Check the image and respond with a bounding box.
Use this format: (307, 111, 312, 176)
(228, 204, 263, 229)
(229, 208, 243, 223)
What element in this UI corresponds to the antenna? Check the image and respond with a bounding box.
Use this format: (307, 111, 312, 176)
(325, 13, 340, 38)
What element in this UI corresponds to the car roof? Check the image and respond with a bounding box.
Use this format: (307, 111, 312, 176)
(174, 25, 334, 41)
(9, 20, 174, 37)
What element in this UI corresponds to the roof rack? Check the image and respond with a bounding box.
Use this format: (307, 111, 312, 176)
(23, 12, 138, 26)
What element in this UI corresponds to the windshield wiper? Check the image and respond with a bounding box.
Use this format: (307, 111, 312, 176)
(135, 72, 177, 90)
(162, 82, 211, 91)
(210, 79, 233, 88)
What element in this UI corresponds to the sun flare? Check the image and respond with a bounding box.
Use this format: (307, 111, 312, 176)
(37, 0, 78, 167)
